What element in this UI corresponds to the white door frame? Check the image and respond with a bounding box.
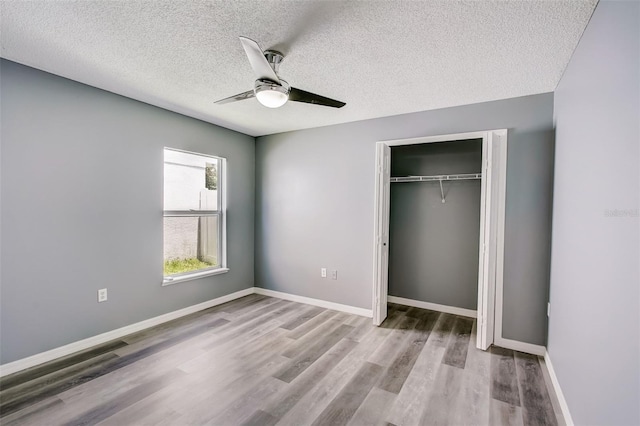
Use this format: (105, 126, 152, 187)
(372, 129, 508, 350)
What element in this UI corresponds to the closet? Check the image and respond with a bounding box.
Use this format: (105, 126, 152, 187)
(388, 139, 483, 314)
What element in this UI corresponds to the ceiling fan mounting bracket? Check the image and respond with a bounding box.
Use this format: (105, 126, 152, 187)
(264, 50, 284, 74)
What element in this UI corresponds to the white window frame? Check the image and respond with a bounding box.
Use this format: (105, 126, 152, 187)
(162, 148, 228, 286)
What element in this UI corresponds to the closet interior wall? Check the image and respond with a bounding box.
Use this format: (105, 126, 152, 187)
(389, 139, 483, 311)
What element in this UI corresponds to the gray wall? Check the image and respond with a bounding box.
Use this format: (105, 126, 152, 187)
(0, 60, 255, 364)
(256, 92, 554, 345)
(548, 1, 639, 424)
(389, 140, 482, 310)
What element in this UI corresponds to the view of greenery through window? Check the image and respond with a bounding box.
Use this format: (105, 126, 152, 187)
(163, 149, 221, 276)
(205, 163, 217, 191)
(164, 257, 213, 275)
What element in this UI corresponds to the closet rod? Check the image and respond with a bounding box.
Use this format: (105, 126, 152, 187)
(391, 173, 482, 203)
(389, 173, 482, 183)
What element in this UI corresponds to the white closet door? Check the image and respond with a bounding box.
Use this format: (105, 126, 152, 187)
(477, 130, 506, 349)
(373, 143, 391, 326)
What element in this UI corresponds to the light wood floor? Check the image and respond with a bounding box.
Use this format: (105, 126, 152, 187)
(0, 295, 563, 425)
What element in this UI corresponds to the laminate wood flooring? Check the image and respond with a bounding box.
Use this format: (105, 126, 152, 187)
(0, 295, 563, 425)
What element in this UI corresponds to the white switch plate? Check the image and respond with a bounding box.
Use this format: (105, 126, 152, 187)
(331, 270, 338, 280)
(547, 302, 550, 317)
(98, 288, 108, 302)
(321, 268, 327, 278)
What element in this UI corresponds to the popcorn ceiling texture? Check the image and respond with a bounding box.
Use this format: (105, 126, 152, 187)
(0, 0, 597, 136)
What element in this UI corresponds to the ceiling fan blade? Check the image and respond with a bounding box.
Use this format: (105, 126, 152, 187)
(289, 88, 346, 108)
(214, 89, 255, 105)
(239, 36, 280, 83)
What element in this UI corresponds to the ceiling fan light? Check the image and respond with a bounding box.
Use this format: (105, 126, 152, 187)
(256, 89, 288, 108)
(254, 79, 290, 108)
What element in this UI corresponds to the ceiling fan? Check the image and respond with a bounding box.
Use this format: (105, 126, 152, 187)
(215, 37, 346, 109)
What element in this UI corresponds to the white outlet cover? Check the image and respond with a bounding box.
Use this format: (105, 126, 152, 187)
(321, 268, 327, 278)
(98, 288, 108, 302)
(331, 270, 338, 280)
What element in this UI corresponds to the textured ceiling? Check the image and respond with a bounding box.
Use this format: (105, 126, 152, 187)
(1, 0, 597, 137)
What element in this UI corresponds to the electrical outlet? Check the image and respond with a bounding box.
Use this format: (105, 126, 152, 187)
(331, 270, 338, 280)
(547, 302, 550, 317)
(321, 268, 327, 278)
(98, 288, 108, 303)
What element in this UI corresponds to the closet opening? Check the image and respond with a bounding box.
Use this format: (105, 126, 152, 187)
(372, 130, 507, 350)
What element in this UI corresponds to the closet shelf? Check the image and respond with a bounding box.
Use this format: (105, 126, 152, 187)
(390, 173, 482, 183)
(390, 173, 482, 203)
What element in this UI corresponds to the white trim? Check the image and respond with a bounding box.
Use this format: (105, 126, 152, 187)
(492, 130, 508, 345)
(494, 336, 546, 356)
(254, 288, 373, 318)
(0, 287, 374, 377)
(544, 351, 574, 425)
(0, 287, 254, 377)
(0, 281, 545, 381)
(220, 157, 228, 269)
(476, 132, 492, 349)
(162, 267, 229, 286)
(381, 130, 488, 146)
(388, 296, 477, 318)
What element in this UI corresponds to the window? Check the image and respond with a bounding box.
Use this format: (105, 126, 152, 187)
(163, 148, 227, 284)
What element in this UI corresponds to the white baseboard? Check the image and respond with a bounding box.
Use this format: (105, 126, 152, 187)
(387, 295, 477, 318)
(254, 287, 373, 318)
(0, 287, 254, 378)
(2, 287, 374, 377)
(388, 296, 546, 358)
(494, 336, 546, 356)
(544, 350, 574, 425)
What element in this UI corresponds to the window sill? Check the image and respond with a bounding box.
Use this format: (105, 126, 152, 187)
(162, 268, 229, 286)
